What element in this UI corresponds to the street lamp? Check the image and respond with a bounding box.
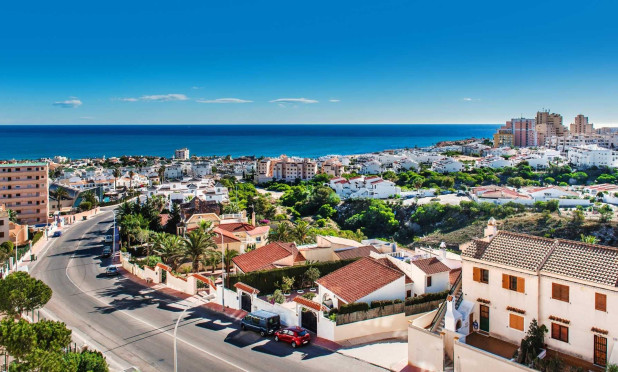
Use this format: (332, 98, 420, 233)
(112, 211, 117, 262)
(173, 306, 189, 372)
(221, 231, 225, 309)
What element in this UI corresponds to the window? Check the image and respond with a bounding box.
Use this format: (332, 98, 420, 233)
(472, 267, 489, 284)
(502, 274, 525, 293)
(509, 313, 524, 331)
(595, 293, 607, 312)
(406, 290, 412, 297)
(551, 323, 568, 343)
(426, 276, 432, 287)
(552, 283, 570, 302)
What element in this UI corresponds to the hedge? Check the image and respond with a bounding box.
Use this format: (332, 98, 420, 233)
(370, 299, 403, 309)
(338, 302, 369, 314)
(405, 290, 449, 306)
(31, 231, 44, 246)
(226, 259, 357, 294)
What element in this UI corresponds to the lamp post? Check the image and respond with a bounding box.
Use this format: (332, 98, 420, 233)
(221, 231, 225, 309)
(173, 306, 189, 372)
(112, 211, 117, 262)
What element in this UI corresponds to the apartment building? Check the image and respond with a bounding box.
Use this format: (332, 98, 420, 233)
(570, 114, 594, 134)
(546, 134, 618, 153)
(0, 163, 49, 225)
(568, 144, 618, 168)
(329, 175, 400, 199)
(254, 155, 317, 183)
(536, 111, 567, 145)
(493, 129, 514, 148)
(0, 204, 9, 244)
(494, 118, 537, 148)
(174, 148, 190, 160)
(460, 223, 618, 368)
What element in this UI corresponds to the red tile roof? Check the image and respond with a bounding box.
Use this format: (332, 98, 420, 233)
(213, 227, 242, 244)
(334, 245, 379, 260)
(316, 257, 404, 304)
(234, 282, 260, 294)
(411, 257, 451, 275)
(218, 222, 257, 233)
(449, 268, 462, 285)
(293, 296, 326, 312)
(232, 242, 299, 273)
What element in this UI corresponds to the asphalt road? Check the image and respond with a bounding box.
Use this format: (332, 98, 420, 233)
(30, 210, 385, 372)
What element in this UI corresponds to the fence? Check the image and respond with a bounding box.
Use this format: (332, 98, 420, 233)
(334, 298, 445, 325)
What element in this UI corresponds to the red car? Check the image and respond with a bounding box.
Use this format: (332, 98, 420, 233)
(274, 326, 311, 348)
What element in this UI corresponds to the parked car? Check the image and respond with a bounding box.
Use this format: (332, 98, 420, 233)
(274, 326, 311, 348)
(101, 246, 112, 258)
(52, 231, 62, 237)
(104, 235, 113, 243)
(105, 266, 119, 276)
(240, 310, 280, 336)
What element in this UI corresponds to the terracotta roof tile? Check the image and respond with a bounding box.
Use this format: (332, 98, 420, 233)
(334, 245, 379, 260)
(234, 282, 260, 294)
(218, 223, 256, 233)
(316, 257, 404, 304)
(232, 242, 298, 273)
(293, 296, 326, 312)
(411, 257, 451, 275)
(449, 268, 462, 285)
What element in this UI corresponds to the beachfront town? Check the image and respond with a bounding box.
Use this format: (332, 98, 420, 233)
(2, 111, 618, 372)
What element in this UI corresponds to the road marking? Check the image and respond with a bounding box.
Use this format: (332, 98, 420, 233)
(64, 213, 249, 372)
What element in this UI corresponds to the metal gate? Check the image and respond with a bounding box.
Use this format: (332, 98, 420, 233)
(301, 309, 317, 333)
(241, 292, 252, 312)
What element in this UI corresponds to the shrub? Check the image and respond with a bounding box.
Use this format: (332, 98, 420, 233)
(302, 292, 316, 300)
(78, 201, 92, 211)
(338, 302, 369, 314)
(268, 289, 285, 304)
(30, 231, 44, 246)
(227, 259, 356, 293)
(405, 290, 449, 306)
(0, 241, 14, 252)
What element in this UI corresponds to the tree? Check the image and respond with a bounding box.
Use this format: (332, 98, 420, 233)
(158, 165, 166, 183)
(515, 319, 547, 366)
(120, 214, 148, 249)
(0, 241, 14, 262)
(183, 230, 217, 273)
(292, 221, 314, 244)
(82, 190, 97, 208)
(65, 349, 109, 372)
(0, 272, 52, 318)
(223, 248, 239, 274)
(55, 187, 68, 212)
(269, 222, 293, 242)
(129, 170, 135, 189)
(7, 209, 17, 223)
(599, 204, 613, 223)
(580, 234, 598, 244)
(113, 167, 121, 190)
(571, 209, 585, 227)
(507, 177, 525, 188)
(303, 267, 320, 288)
(317, 204, 336, 219)
(153, 233, 183, 270)
(202, 250, 222, 273)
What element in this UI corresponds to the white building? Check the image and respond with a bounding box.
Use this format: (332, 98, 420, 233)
(568, 144, 618, 168)
(329, 176, 400, 199)
(431, 158, 464, 173)
(192, 162, 213, 177)
(174, 148, 190, 160)
(359, 159, 383, 175)
(164, 165, 183, 180)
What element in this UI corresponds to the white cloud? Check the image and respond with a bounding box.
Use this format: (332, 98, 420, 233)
(53, 99, 82, 108)
(329, 99, 341, 103)
(191, 86, 203, 90)
(462, 97, 481, 102)
(116, 94, 189, 102)
(140, 94, 189, 102)
(196, 98, 253, 104)
(79, 116, 94, 120)
(269, 98, 318, 104)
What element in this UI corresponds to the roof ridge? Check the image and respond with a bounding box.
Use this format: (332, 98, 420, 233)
(365, 257, 406, 277)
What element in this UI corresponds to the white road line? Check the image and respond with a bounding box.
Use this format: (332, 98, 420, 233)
(64, 213, 249, 372)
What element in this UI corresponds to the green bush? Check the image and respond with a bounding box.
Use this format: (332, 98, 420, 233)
(338, 302, 369, 314)
(405, 290, 449, 306)
(227, 259, 356, 293)
(30, 231, 44, 246)
(370, 299, 402, 308)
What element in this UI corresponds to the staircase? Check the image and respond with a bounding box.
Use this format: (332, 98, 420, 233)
(429, 272, 463, 334)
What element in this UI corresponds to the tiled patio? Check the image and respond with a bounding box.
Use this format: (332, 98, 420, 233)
(465, 332, 518, 359)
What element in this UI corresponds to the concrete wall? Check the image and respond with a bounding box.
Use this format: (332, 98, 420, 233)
(333, 312, 407, 342)
(143, 266, 160, 283)
(453, 341, 535, 372)
(408, 325, 444, 372)
(217, 287, 240, 309)
(251, 297, 298, 327)
(166, 273, 190, 293)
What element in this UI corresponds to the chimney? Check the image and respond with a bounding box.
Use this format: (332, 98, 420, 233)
(484, 217, 498, 239)
(251, 210, 256, 226)
(440, 241, 447, 259)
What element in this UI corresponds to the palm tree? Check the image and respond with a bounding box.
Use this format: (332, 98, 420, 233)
(268, 222, 292, 242)
(82, 190, 97, 208)
(120, 214, 147, 249)
(201, 250, 222, 273)
(223, 248, 239, 274)
(136, 228, 151, 257)
(580, 234, 598, 244)
(129, 170, 135, 190)
(55, 187, 68, 212)
(292, 221, 313, 244)
(153, 233, 183, 270)
(183, 230, 217, 273)
(113, 167, 122, 190)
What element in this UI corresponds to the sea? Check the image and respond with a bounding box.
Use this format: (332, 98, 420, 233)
(0, 124, 500, 160)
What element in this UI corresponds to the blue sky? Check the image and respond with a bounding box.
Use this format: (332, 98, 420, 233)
(1, 0, 618, 125)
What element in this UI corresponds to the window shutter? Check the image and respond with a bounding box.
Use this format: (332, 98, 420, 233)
(473, 267, 480, 282)
(596, 293, 607, 312)
(552, 283, 558, 299)
(517, 277, 525, 293)
(502, 274, 508, 289)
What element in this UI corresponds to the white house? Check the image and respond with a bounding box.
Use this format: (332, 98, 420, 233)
(192, 162, 213, 177)
(431, 158, 464, 174)
(359, 159, 383, 175)
(316, 257, 406, 309)
(164, 165, 183, 180)
(329, 176, 400, 199)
